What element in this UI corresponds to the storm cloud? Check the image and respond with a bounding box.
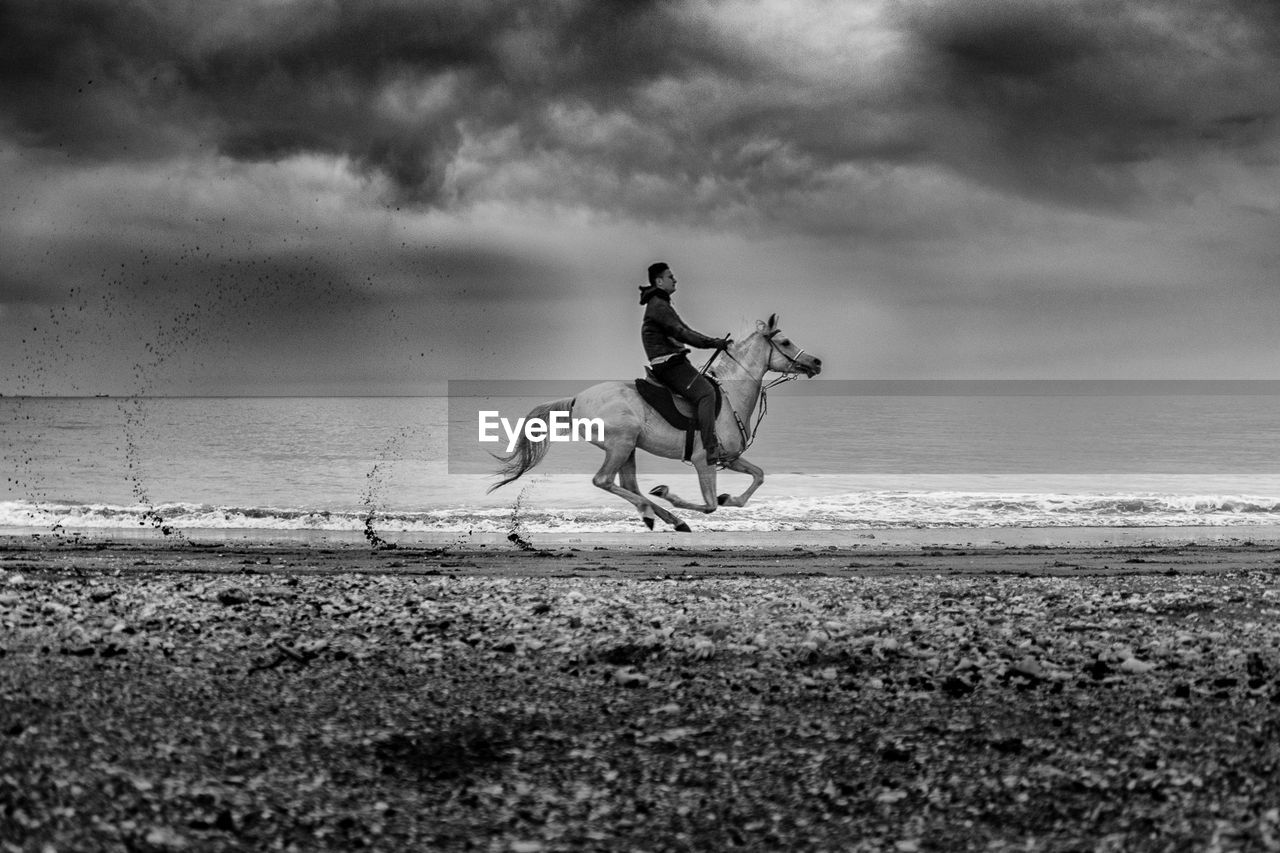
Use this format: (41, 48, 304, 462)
(5, 0, 1275, 218)
(903, 0, 1280, 206)
(1, 0, 751, 206)
(2, 1, 1278, 394)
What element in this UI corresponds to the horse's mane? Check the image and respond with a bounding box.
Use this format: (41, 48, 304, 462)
(705, 314, 781, 381)
(729, 313, 779, 341)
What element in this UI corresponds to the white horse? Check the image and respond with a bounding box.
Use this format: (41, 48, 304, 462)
(489, 314, 821, 531)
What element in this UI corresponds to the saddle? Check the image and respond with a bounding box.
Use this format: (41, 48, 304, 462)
(635, 368, 723, 462)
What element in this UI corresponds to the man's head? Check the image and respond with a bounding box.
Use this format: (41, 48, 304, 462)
(647, 262, 676, 294)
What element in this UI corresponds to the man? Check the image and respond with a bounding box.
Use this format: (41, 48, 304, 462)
(639, 262, 731, 464)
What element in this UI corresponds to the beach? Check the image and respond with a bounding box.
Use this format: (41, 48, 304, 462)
(4, 532, 1280, 852)
(6, 1, 1280, 849)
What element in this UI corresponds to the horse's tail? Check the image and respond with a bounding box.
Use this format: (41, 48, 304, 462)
(487, 397, 576, 493)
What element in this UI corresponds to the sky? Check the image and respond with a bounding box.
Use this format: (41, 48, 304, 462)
(1, 0, 1278, 396)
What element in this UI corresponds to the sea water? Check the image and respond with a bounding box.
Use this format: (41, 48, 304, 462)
(5, 392, 1280, 538)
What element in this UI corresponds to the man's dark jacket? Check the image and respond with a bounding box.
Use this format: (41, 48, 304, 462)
(639, 287, 721, 363)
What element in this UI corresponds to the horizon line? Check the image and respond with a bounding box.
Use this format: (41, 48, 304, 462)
(13, 379, 1280, 399)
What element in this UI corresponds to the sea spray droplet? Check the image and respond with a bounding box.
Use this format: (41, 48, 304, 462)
(505, 486, 542, 551)
(360, 424, 420, 551)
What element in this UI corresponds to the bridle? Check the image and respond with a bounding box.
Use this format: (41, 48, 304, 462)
(763, 330, 811, 384)
(704, 328, 810, 381)
(695, 328, 811, 462)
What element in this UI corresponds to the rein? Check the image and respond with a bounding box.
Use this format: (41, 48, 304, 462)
(709, 333, 803, 460)
(695, 337, 729, 377)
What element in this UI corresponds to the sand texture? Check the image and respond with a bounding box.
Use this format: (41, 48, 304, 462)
(3, 537, 1280, 851)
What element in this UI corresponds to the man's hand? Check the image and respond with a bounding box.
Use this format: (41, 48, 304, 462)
(714, 337, 731, 350)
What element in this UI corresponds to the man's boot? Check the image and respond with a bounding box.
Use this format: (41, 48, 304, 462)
(697, 397, 726, 464)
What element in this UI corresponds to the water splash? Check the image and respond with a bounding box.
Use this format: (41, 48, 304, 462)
(114, 397, 185, 540)
(505, 485, 539, 551)
(360, 425, 421, 551)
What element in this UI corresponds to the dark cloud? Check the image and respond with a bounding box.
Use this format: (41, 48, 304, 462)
(0, 0, 738, 203)
(1, 205, 566, 316)
(0, 270, 60, 305)
(1, 0, 1276, 218)
(0, 1, 186, 160)
(0, 0, 500, 195)
(901, 0, 1280, 206)
(0, 190, 573, 395)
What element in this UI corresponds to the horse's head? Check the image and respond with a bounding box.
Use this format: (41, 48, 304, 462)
(756, 314, 822, 377)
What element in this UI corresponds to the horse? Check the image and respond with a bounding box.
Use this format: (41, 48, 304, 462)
(488, 313, 821, 531)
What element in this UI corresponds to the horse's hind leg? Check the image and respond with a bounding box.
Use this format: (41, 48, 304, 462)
(594, 442, 689, 532)
(618, 451, 656, 530)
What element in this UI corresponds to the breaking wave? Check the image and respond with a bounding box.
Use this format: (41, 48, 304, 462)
(6, 492, 1280, 536)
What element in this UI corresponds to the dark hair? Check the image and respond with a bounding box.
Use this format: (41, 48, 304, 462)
(647, 262, 669, 286)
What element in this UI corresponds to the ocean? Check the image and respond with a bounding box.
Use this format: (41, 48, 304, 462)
(5, 389, 1280, 540)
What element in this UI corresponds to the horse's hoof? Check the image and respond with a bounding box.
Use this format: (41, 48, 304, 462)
(717, 493, 730, 506)
(675, 522, 692, 533)
(643, 517, 655, 530)
(649, 485, 669, 498)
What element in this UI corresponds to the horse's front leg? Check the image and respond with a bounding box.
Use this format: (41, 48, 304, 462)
(715, 456, 764, 507)
(649, 461, 720, 514)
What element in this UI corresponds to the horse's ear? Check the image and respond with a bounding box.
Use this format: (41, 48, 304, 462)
(755, 319, 767, 332)
(767, 313, 779, 330)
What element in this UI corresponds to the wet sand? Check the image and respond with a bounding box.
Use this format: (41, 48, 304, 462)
(6, 525, 1280, 578)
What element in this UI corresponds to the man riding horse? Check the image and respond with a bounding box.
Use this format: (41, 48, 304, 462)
(638, 262, 731, 464)
(491, 281, 821, 531)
